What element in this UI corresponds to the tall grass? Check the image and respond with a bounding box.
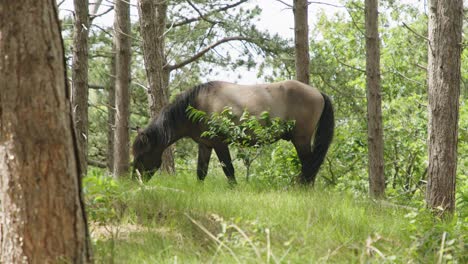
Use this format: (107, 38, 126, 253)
(85, 170, 467, 263)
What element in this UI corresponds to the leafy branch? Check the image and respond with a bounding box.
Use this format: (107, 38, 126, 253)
(187, 106, 295, 180)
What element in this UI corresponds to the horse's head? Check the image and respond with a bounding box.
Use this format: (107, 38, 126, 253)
(132, 129, 163, 179)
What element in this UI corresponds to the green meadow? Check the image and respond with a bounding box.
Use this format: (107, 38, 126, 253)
(85, 169, 467, 263)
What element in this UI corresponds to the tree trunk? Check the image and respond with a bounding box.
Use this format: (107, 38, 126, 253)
(426, 0, 463, 214)
(365, 0, 385, 198)
(113, 0, 132, 178)
(0, 0, 91, 262)
(137, 0, 175, 173)
(293, 0, 310, 85)
(72, 0, 90, 177)
(108, 41, 116, 173)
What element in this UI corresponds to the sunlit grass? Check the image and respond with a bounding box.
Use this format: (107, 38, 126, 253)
(87, 170, 466, 263)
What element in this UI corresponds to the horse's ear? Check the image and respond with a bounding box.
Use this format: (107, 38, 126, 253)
(137, 126, 143, 134)
(140, 131, 149, 144)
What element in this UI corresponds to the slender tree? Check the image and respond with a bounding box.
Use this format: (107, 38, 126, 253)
(72, 0, 90, 176)
(293, 0, 310, 84)
(365, 0, 385, 198)
(138, 0, 175, 173)
(0, 0, 91, 262)
(108, 41, 117, 173)
(113, 0, 132, 178)
(426, 0, 463, 214)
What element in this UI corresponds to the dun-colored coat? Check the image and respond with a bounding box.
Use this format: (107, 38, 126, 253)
(133, 80, 334, 184)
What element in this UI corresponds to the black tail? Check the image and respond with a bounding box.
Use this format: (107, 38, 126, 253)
(309, 92, 335, 182)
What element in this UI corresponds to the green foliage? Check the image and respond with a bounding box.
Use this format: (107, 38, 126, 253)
(402, 209, 467, 263)
(252, 141, 301, 189)
(187, 106, 295, 180)
(83, 169, 125, 225)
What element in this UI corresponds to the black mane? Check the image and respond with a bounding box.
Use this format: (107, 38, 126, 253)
(144, 81, 216, 145)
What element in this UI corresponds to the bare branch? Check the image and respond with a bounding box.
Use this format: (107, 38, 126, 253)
(345, 7, 365, 36)
(90, 6, 114, 22)
(274, 0, 292, 8)
(166, 36, 251, 71)
(57, 0, 66, 7)
(401, 22, 429, 42)
(186, 0, 220, 25)
(307, 1, 344, 8)
(88, 159, 107, 168)
(171, 0, 248, 28)
(332, 50, 366, 73)
(89, 84, 105, 90)
(90, 24, 113, 37)
(91, 0, 104, 15)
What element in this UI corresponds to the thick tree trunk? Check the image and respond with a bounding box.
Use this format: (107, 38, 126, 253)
(108, 41, 117, 173)
(365, 0, 385, 198)
(426, 0, 463, 214)
(137, 0, 175, 173)
(72, 0, 90, 177)
(113, 0, 132, 178)
(293, 0, 310, 85)
(0, 0, 91, 262)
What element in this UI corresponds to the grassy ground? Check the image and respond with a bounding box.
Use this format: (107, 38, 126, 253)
(85, 170, 467, 263)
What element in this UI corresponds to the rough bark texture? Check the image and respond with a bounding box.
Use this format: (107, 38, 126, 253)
(113, 0, 132, 178)
(365, 0, 385, 198)
(137, 0, 175, 173)
(108, 41, 116, 173)
(72, 0, 90, 177)
(293, 0, 310, 85)
(0, 0, 91, 262)
(426, 0, 463, 214)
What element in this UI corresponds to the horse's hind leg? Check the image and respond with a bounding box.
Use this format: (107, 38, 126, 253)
(197, 144, 212, 181)
(214, 144, 237, 184)
(292, 136, 315, 185)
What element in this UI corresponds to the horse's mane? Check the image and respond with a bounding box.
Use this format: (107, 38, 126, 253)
(142, 81, 217, 145)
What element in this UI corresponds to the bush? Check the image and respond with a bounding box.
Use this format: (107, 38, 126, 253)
(187, 106, 295, 181)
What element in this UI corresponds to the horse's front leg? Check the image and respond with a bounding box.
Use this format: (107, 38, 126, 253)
(214, 144, 237, 184)
(197, 144, 212, 181)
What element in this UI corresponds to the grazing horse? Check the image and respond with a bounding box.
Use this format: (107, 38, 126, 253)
(133, 80, 334, 184)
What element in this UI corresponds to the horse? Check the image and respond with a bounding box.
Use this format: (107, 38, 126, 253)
(132, 80, 334, 184)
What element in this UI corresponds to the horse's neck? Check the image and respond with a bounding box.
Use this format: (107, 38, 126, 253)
(155, 116, 191, 146)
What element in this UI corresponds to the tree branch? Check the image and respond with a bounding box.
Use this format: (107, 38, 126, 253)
(91, 0, 104, 16)
(274, 0, 292, 8)
(58, 0, 66, 7)
(88, 159, 107, 168)
(401, 22, 429, 42)
(88, 84, 105, 90)
(165, 36, 251, 71)
(186, 0, 220, 25)
(90, 6, 114, 22)
(171, 0, 248, 28)
(308, 1, 345, 8)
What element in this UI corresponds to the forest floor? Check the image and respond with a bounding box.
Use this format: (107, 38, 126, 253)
(85, 170, 467, 263)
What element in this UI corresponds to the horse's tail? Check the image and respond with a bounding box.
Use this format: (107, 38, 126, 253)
(309, 92, 335, 181)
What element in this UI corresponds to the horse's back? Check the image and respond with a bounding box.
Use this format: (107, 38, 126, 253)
(196, 80, 324, 135)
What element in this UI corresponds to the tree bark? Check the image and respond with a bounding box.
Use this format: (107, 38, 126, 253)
(72, 0, 90, 177)
(108, 41, 117, 173)
(0, 0, 91, 262)
(293, 0, 310, 85)
(113, 0, 132, 178)
(138, 0, 175, 173)
(365, 0, 385, 198)
(426, 0, 463, 214)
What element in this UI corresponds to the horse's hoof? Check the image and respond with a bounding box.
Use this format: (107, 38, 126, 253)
(227, 179, 237, 188)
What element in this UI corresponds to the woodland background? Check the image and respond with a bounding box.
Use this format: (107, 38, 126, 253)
(0, 0, 466, 263)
